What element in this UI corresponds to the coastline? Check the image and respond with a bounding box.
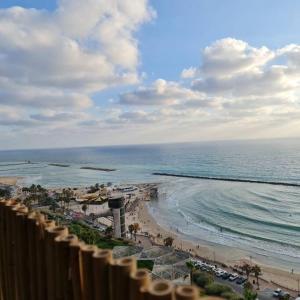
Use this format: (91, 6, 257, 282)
(130, 199, 300, 294)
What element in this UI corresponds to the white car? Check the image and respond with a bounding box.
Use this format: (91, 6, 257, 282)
(216, 271, 225, 277)
(273, 289, 282, 297)
(229, 273, 239, 281)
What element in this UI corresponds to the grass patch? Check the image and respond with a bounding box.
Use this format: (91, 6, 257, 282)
(137, 260, 154, 271)
(68, 221, 130, 249)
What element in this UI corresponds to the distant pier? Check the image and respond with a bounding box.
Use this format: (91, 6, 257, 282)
(152, 172, 300, 187)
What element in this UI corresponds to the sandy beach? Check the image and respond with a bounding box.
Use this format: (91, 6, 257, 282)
(127, 199, 300, 295)
(0, 176, 21, 186)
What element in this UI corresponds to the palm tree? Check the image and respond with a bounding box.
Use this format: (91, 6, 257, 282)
(252, 265, 262, 290)
(133, 223, 140, 241)
(82, 203, 88, 215)
(62, 188, 73, 210)
(105, 226, 113, 237)
(242, 263, 252, 280)
(186, 260, 197, 285)
(128, 224, 134, 239)
(163, 236, 174, 247)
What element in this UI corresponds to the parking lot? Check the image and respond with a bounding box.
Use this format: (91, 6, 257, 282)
(191, 259, 295, 300)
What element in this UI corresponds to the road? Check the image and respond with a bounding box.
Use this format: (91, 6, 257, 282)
(215, 277, 279, 300)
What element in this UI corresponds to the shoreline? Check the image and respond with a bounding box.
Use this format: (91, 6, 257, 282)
(130, 199, 300, 294)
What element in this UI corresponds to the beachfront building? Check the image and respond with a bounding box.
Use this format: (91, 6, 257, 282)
(108, 195, 126, 238)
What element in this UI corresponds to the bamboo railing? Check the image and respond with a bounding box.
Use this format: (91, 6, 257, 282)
(0, 199, 201, 300)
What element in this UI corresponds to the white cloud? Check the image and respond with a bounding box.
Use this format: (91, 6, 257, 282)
(117, 38, 300, 136)
(119, 79, 205, 105)
(200, 38, 275, 78)
(181, 67, 197, 79)
(0, 0, 154, 111)
(3, 20, 300, 148)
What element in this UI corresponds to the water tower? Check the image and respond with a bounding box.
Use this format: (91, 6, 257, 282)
(108, 196, 126, 238)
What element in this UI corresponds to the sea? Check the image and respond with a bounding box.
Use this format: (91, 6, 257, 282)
(1, 138, 300, 272)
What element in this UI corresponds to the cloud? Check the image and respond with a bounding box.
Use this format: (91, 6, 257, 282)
(0, 0, 154, 111)
(181, 67, 197, 79)
(119, 79, 205, 105)
(117, 38, 300, 131)
(200, 38, 275, 78)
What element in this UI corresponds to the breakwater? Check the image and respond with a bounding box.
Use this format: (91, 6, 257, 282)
(152, 172, 300, 187)
(80, 166, 116, 172)
(49, 163, 70, 167)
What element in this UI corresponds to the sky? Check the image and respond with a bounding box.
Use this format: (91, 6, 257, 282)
(1, 0, 300, 149)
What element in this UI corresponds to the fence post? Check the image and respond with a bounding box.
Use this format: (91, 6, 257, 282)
(36, 219, 55, 300)
(130, 269, 151, 300)
(55, 234, 79, 300)
(15, 207, 30, 300)
(175, 286, 198, 300)
(115, 257, 137, 300)
(11, 203, 24, 300)
(92, 249, 113, 300)
(81, 244, 98, 300)
(0, 200, 9, 300)
(27, 211, 39, 300)
(4, 200, 18, 300)
(70, 240, 85, 300)
(147, 280, 174, 300)
(45, 226, 69, 300)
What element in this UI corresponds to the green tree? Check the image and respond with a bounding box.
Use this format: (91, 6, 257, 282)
(205, 283, 232, 296)
(0, 188, 11, 199)
(241, 263, 252, 279)
(105, 226, 113, 237)
(163, 236, 174, 247)
(132, 223, 140, 241)
(82, 203, 88, 215)
(192, 271, 213, 288)
(252, 265, 262, 290)
(49, 200, 59, 212)
(243, 282, 257, 300)
(186, 260, 197, 285)
(128, 224, 134, 239)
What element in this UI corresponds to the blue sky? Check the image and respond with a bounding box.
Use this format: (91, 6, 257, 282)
(1, 0, 300, 149)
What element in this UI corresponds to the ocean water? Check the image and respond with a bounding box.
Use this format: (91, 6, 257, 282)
(1, 139, 300, 271)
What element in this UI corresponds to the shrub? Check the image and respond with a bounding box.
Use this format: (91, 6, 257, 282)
(193, 271, 213, 288)
(205, 283, 232, 296)
(222, 291, 244, 300)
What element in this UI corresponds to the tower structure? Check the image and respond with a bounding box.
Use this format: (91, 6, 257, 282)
(108, 195, 126, 238)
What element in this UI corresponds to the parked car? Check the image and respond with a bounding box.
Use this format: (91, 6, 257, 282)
(278, 292, 290, 300)
(236, 277, 247, 285)
(273, 289, 290, 299)
(273, 289, 282, 297)
(229, 273, 239, 281)
(216, 269, 225, 277)
(222, 272, 231, 280)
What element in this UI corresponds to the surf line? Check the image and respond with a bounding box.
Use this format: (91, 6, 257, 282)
(152, 172, 300, 187)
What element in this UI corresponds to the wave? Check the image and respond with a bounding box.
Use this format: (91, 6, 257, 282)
(19, 175, 43, 186)
(172, 207, 300, 258)
(220, 210, 300, 232)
